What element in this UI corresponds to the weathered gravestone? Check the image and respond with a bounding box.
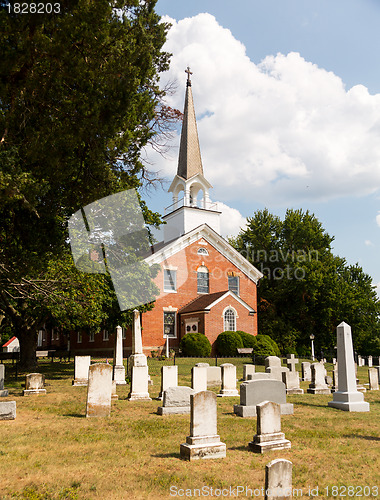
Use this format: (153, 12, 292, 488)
(113, 325, 126, 385)
(159, 365, 178, 399)
(0, 364, 9, 397)
(72, 356, 91, 386)
(247, 373, 275, 381)
(367, 356, 373, 367)
(207, 366, 222, 387)
(282, 371, 303, 394)
(0, 401, 16, 420)
(307, 363, 330, 394)
(243, 364, 255, 381)
(192, 365, 208, 393)
(265, 459, 293, 500)
(86, 363, 112, 417)
(180, 391, 226, 461)
(286, 354, 299, 372)
(265, 356, 289, 381)
(249, 401, 291, 453)
(368, 368, 379, 391)
(301, 362, 311, 382)
(128, 365, 151, 401)
(23, 373, 46, 396)
(328, 322, 370, 412)
(234, 379, 293, 417)
(157, 386, 195, 415)
(332, 364, 339, 393)
(217, 363, 239, 397)
(111, 380, 118, 400)
(128, 310, 151, 385)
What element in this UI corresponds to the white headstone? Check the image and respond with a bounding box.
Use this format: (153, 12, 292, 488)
(207, 366, 222, 386)
(180, 391, 226, 460)
(367, 356, 373, 367)
(307, 363, 330, 394)
(282, 371, 303, 394)
(23, 373, 46, 396)
(72, 356, 91, 386)
(328, 322, 370, 412)
(159, 365, 178, 399)
(249, 401, 291, 453)
(217, 363, 239, 397)
(265, 356, 289, 381)
(86, 363, 112, 417)
(0, 401, 16, 420)
(128, 365, 151, 401)
(113, 325, 126, 385)
(265, 459, 293, 500)
(157, 386, 195, 415)
(192, 366, 207, 393)
(301, 362, 311, 381)
(286, 354, 299, 372)
(368, 368, 379, 391)
(243, 364, 255, 380)
(0, 364, 9, 397)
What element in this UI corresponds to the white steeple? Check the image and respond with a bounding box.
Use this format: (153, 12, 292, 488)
(163, 68, 221, 243)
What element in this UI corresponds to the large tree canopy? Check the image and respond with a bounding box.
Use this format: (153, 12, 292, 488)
(0, 0, 172, 368)
(231, 208, 380, 357)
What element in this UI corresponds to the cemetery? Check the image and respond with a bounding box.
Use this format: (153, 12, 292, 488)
(0, 346, 379, 499)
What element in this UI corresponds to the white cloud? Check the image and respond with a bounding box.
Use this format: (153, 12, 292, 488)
(365, 240, 374, 246)
(151, 14, 380, 206)
(217, 202, 247, 238)
(376, 212, 380, 227)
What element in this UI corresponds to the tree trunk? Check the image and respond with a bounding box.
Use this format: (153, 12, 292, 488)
(17, 327, 38, 371)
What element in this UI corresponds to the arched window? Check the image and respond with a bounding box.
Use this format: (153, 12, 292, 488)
(197, 265, 209, 294)
(224, 308, 236, 331)
(197, 248, 209, 256)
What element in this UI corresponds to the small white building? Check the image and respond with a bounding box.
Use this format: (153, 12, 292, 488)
(2, 336, 20, 353)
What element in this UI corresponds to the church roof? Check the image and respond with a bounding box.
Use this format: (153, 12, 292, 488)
(177, 67, 204, 180)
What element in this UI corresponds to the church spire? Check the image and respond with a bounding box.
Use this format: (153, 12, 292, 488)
(177, 67, 204, 180)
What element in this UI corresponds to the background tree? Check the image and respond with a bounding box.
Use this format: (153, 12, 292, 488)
(0, 0, 174, 368)
(231, 208, 380, 356)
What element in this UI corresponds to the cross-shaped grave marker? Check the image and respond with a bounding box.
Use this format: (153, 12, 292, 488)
(286, 354, 299, 373)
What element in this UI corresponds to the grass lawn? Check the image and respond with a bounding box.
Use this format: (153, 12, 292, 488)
(0, 358, 379, 499)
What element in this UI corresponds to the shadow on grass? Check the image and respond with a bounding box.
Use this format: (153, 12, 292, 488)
(228, 445, 249, 452)
(62, 413, 86, 418)
(153, 452, 182, 459)
(344, 434, 380, 441)
(294, 401, 330, 409)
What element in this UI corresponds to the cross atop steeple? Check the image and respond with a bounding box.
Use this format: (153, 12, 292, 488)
(185, 66, 193, 86)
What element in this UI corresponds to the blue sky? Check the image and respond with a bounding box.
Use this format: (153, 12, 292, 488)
(144, 0, 380, 295)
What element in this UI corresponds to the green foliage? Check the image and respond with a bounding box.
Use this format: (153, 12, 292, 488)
(231, 208, 380, 356)
(236, 331, 257, 349)
(251, 334, 281, 364)
(215, 331, 244, 356)
(0, 0, 172, 368)
(180, 333, 212, 357)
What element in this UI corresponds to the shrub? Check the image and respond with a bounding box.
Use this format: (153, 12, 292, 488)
(215, 331, 244, 356)
(237, 331, 258, 349)
(252, 334, 281, 364)
(180, 332, 212, 357)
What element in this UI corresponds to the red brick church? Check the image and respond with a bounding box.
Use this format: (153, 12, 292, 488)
(65, 69, 263, 356)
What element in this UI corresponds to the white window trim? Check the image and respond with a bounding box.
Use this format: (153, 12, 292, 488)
(222, 306, 238, 332)
(77, 332, 82, 344)
(103, 330, 109, 341)
(89, 331, 95, 343)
